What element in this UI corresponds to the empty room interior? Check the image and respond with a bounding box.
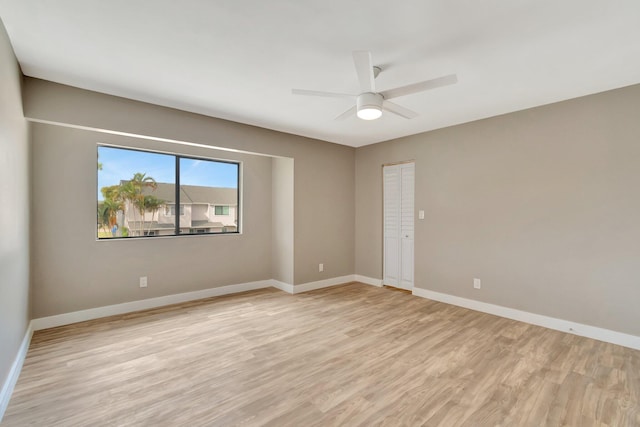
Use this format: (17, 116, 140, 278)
(1, 1, 640, 426)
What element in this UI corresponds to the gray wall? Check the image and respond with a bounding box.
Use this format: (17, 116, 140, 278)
(356, 84, 640, 336)
(18, 42, 640, 338)
(271, 157, 294, 285)
(0, 18, 30, 394)
(24, 78, 354, 315)
(31, 124, 274, 317)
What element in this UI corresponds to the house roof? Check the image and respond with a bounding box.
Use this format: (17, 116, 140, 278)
(137, 182, 237, 206)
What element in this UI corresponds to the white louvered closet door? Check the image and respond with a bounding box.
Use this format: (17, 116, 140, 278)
(383, 162, 414, 290)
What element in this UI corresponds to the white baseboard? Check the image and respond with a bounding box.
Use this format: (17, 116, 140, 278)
(9, 280, 639, 422)
(354, 275, 383, 287)
(412, 287, 640, 351)
(275, 275, 381, 294)
(271, 280, 295, 294)
(32, 280, 273, 331)
(0, 321, 33, 422)
(31, 276, 367, 331)
(292, 275, 356, 294)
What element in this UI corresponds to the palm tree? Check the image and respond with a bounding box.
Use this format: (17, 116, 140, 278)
(132, 173, 157, 235)
(117, 180, 139, 233)
(98, 184, 124, 237)
(143, 195, 164, 235)
(100, 185, 121, 203)
(130, 172, 157, 192)
(97, 203, 109, 235)
(120, 173, 157, 236)
(98, 198, 124, 236)
(100, 173, 158, 237)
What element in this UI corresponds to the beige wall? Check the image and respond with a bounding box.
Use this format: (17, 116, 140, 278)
(356, 84, 640, 336)
(20, 50, 640, 338)
(24, 78, 355, 288)
(0, 18, 30, 397)
(271, 157, 294, 285)
(31, 124, 273, 317)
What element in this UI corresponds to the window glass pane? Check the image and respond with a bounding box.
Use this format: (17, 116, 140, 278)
(97, 146, 239, 239)
(179, 158, 239, 234)
(214, 205, 230, 215)
(98, 146, 175, 238)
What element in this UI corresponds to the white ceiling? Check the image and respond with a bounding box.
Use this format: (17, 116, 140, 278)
(1, 1, 639, 147)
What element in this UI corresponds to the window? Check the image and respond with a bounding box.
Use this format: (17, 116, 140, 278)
(214, 205, 230, 215)
(164, 204, 185, 216)
(97, 146, 240, 239)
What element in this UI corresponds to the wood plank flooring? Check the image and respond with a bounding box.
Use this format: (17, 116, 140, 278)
(4, 282, 640, 426)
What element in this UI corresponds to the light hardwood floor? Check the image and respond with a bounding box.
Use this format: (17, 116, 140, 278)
(4, 283, 640, 426)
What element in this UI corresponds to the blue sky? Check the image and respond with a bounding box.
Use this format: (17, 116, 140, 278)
(98, 146, 238, 200)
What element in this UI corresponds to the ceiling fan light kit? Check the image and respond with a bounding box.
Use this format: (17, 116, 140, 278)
(292, 51, 457, 121)
(356, 93, 383, 120)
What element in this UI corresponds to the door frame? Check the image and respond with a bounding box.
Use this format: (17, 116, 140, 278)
(382, 160, 415, 290)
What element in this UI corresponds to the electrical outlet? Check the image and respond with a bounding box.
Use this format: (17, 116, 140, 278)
(473, 278, 481, 289)
(140, 276, 148, 288)
(319, 263, 324, 272)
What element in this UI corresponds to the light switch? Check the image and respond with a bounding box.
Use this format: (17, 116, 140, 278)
(418, 210, 425, 220)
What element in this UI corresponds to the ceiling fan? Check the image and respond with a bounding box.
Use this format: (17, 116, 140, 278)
(292, 51, 458, 121)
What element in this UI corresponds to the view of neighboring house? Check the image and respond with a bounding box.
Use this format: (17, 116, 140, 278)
(121, 182, 238, 236)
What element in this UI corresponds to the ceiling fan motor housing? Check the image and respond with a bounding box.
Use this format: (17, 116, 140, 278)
(292, 51, 457, 121)
(357, 92, 384, 120)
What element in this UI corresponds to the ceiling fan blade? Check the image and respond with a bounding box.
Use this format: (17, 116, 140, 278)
(334, 106, 357, 121)
(381, 74, 457, 100)
(353, 51, 375, 93)
(292, 89, 355, 99)
(383, 101, 419, 119)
